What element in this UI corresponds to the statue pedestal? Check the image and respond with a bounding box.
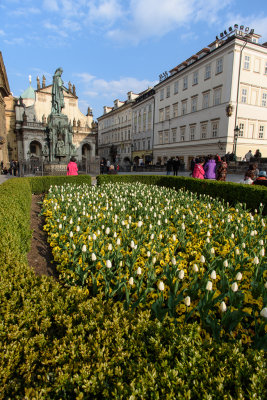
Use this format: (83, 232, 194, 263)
(44, 163, 67, 176)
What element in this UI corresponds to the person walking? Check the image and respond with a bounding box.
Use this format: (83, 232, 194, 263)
(244, 150, 253, 162)
(166, 158, 173, 175)
(67, 157, 78, 176)
(239, 170, 254, 185)
(216, 156, 228, 181)
(204, 156, 216, 179)
(173, 157, 180, 176)
(192, 158, 205, 179)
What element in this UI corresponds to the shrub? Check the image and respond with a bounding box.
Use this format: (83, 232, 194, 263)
(96, 174, 267, 213)
(28, 175, 92, 194)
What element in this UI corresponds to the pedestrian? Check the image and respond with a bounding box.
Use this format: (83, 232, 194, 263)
(106, 160, 110, 173)
(244, 150, 253, 162)
(190, 157, 196, 176)
(215, 153, 221, 164)
(252, 171, 267, 187)
(67, 157, 78, 176)
(192, 157, 205, 179)
(166, 158, 173, 175)
(254, 149, 261, 161)
(100, 159, 105, 174)
(173, 157, 180, 176)
(216, 156, 228, 181)
(239, 170, 254, 185)
(204, 155, 217, 179)
(247, 163, 259, 180)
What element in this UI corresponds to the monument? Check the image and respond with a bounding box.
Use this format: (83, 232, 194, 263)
(43, 67, 77, 174)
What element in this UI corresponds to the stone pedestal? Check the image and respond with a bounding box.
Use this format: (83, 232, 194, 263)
(44, 163, 67, 175)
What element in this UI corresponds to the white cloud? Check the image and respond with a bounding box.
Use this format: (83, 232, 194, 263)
(0, 29, 5, 36)
(107, 0, 232, 43)
(43, 0, 59, 11)
(88, 0, 124, 23)
(78, 74, 156, 100)
(43, 21, 68, 37)
(4, 37, 24, 45)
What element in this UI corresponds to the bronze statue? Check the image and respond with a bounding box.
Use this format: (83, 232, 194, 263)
(52, 68, 65, 114)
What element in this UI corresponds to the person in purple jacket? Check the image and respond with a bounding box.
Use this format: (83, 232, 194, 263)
(204, 155, 217, 179)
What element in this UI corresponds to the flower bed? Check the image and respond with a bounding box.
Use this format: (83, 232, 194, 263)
(42, 182, 267, 348)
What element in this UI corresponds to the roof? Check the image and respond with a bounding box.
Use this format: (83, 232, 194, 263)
(21, 85, 35, 99)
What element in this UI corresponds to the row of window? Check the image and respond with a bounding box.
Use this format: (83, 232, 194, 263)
(99, 130, 131, 145)
(158, 121, 220, 144)
(133, 139, 151, 151)
(243, 55, 267, 74)
(159, 58, 223, 100)
(159, 88, 222, 121)
(238, 123, 265, 139)
(241, 88, 267, 106)
(133, 107, 153, 133)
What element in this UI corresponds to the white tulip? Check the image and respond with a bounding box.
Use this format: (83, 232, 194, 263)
(158, 281, 165, 291)
(235, 248, 240, 255)
(69, 231, 73, 238)
(184, 296, 191, 307)
(116, 238, 121, 246)
(152, 257, 157, 265)
(106, 260, 112, 269)
(129, 277, 134, 285)
(220, 301, 227, 312)
(207, 231, 210, 237)
(92, 233, 97, 240)
(206, 281, 213, 291)
(200, 255, 205, 263)
(210, 248, 215, 255)
(253, 256, 259, 265)
(260, 307, 267, 318)
(159, 234, 163, 239)
(210, 270, 216, 280)
(259, 239, 264, 246)
(137, 267, 142, 275)
(150, 234, 154, 240)
(178, 270, 185, 280)
(106, 227, 110, 235)
(76, 226, 80, 232)
(231, 282, 238, 292)
(242, 243, 246, 249)
(236, 272, 242, 281)
(108, 244, 112, 251)
(260, 248, 265, 257)
(70, 218, 73, 224)
(72, 244, 76, 250)
(223, 260, 228, 267)
(147, 251, 151, 257)
(91, 253, 97, 261)
(82, 245, 87, 252)
(130, 240, 135, 248)
(137, 221, 143, 228)
(171, 257, 176, 265)
(172, 234, 176, 242)
(206, 238, 210, 243)
(193, 264, 198, 272)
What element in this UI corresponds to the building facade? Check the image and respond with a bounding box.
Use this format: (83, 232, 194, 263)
(153, 29, 267, 168)
(15, 75, 97, 164)
(97, 92, 138, 165)
(131, 88, 155, 165)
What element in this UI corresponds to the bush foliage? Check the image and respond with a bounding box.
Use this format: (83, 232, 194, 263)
(97, 174, 267, 213)
(28, 174, 92, 194)
(0, 176, 266, 399)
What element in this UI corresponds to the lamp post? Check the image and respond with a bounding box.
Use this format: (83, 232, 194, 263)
(234, 126, 240, 162)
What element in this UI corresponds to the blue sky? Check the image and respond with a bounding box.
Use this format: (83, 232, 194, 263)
(0, 0, 266, 119)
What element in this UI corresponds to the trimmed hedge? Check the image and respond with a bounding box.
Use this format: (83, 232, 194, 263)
(97, 174, 267, 212)
(0, 177, 266, 399)
(28, 174, 92, 194)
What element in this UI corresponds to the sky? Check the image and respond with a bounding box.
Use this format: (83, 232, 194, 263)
(0, 0, 266, 120)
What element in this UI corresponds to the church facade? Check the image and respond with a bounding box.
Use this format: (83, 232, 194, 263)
(15, 74, 97, 166)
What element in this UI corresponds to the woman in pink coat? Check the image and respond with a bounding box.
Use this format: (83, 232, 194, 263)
(192, 158, 205, 179)
(67, 157, 78, 176)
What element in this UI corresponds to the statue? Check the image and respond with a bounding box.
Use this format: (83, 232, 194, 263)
(43, 143, 49, 156)
(52, 68, 65, 114)
(56, 140, 66, 156)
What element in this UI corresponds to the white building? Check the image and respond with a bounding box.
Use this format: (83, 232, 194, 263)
(153, 28, 267, 168)
(132, 88, 155, 165)
(97, 92, 138, 166)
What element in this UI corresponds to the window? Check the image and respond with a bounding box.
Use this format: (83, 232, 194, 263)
(174, 81, 179, 94)
(180, 127, 185, 141)
(190, 125, 195, 141)
(262, 92, 267, 107)
(183, 76, 188, 90)
(214, 88, 222, 106)
(216, 58, 223, 74)
(259, 125, 264, 139)
(182, 100, 187, 115)
(143, 140, 146, 150)
(191, 96, 198, 112)
(244, 55, 250, 70)
(148, 139, 150, 149)
(159, 131, 163, 144)
(239, 123, 244, 137)
(165, 106, 170, 120)
(159, 108, 164, 122)
(166, 86, 170, 98)
(172, 128, 177, 142)
(138, 112, 141, 132)
(160, 89, 164, 101)
(205, 64, 211, 79)
(201, 124, 207, 139)
(193, 71, 198, 85)
(143, 109, 147, 131)
(203, 92, 210, 109)
(173, 102, 178, 118)
(265, 62, 267, 75)
(212, 122, 218, 137)
(241, 88, 247, 103)
(164, 130, 169, 143)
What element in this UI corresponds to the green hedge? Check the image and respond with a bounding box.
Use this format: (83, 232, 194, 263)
(0, 177, 266, 399)
(97, 174, 267, 212)
(28, 174, 92, 194)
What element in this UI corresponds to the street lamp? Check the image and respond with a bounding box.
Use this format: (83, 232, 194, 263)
(234, 126, 240, 161)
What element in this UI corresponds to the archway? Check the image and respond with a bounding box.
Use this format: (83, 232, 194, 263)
(82, 143, 92, 162)
(28, 140, 42, 159)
